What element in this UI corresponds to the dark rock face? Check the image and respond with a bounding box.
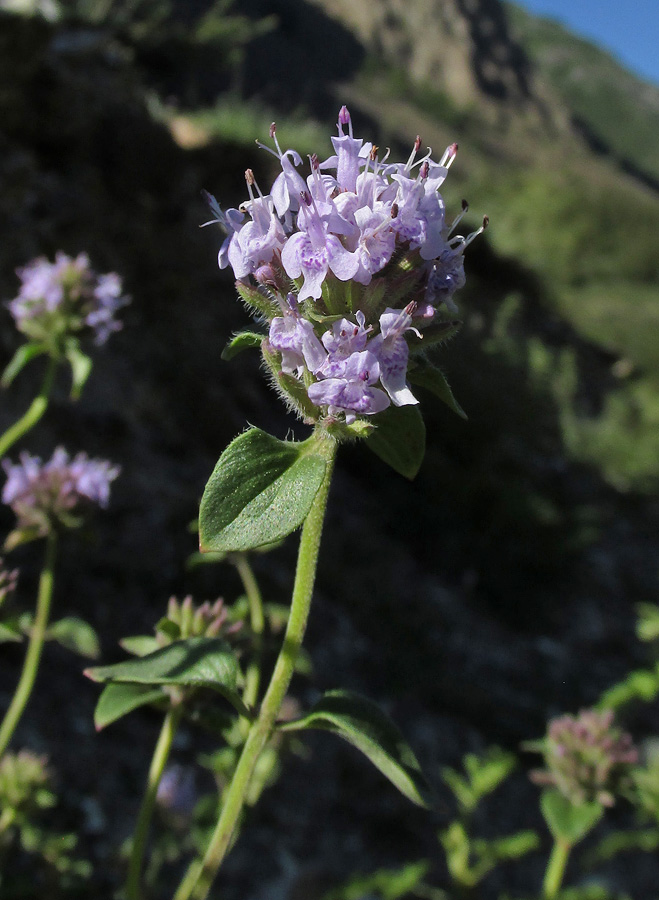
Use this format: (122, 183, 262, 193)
(1, 9, 658, 900)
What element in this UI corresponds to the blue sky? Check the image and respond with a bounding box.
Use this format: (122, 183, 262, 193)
(512, 0, 659, 86)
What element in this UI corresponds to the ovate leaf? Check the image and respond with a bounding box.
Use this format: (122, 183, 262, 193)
(221, 331, 263, 361)
(1, 342, 47, 387)
(0, 620, 24, 643)
(407, 359, 467, 419)
(47, 617, 100, 658)
(94, 683, 164, 730)
(541, 789, 603, 844)
(280, 689, 433, 808)
(199, 428, 327, 552)
(366, 405, 426, 480)
(64, 339, 92, 400)
(85, 636, 246, 715)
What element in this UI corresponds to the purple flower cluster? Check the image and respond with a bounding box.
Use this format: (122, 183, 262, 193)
(8, 252, 128, 346)
(530, 709, 638, 807)
(2, 447, 120, 535)
(206, 107, 484, 423)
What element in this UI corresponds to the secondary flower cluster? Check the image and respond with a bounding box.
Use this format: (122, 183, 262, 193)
(8, 252, 128, 347)
(530, 709, 638, 807)
(207, 106, 484, 423)
(2, 447, 120, 536)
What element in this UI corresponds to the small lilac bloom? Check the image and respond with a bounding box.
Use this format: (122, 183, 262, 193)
(2, 448, 120, 533)
(257, 123, 308, 222)
(201, 191, 245, 270)
(157, 765, 197, 820)
(369, 306, 419, 406)
(281, 193, 358, 301)
(318, 311, 370, 377)
(8, 252, 128, 345)
(425, 248, 466, 313)
(268, 294, 326, 375)
(308, 350, 390, 423)
(320, 106, 372, 194)
(228, 192, 286, 279)
(352, 207, 396, 285)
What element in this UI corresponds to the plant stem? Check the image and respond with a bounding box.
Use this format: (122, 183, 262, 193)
(126, 705, 183, 900)
(543, 838, 571, 899)
(0, 357, 57, 459)
(232, 553, 265, 715)
(173, 431, 337, 900)
(0, 531, 57, 757)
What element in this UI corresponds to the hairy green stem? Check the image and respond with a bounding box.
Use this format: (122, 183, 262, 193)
(543, 838, 571, 899)
(0, 357, 57, 459)
(126, 705, 183, 900)
(173, 432, 337, 900)
(232, 553, 265, 716)
(0, 531, 57, 757)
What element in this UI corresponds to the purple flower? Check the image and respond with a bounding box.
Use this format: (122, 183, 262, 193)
(157, 765, 197, 821)
(320, 106, 373, 194)
(281, 192, 359, 301)
(201, 191, 244, 270)
(317, 311, 370, 378)
(268, 295, 326, 375)
(369, 306, 419, 406)
(2, 448, 120, 535)
(227, 173, 287, 279)
(530, 709, 638, 807)
(308, 350, 390, 423)
(7, 252, 128, 346)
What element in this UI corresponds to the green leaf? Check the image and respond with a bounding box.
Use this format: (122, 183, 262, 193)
(119, 635, 161, 657)
(94, 683, 164, 730)
(0, 619, 24, 643)
(47, 617, 100, 658)
(221, 331, 263, 361)
(636, 603, 659, 642)
(597, 667, 659, 710)
(1, 342, 47, 387)
(407, 359, 467, 419)
(323, 861, 431, 900)
(199, 428, 327, 553)
(64, 339, 92, 400)
(280, 689, 433, 808)
(541, 789, 603, 844)
(366, 405, 426, 479)
(85, 637, 247, 716)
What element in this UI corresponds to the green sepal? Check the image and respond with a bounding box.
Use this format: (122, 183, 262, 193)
(407, 358, 467, 419)
(366, 405, 426, 479)
(46, 616, 100, 658)
(85, 636, 248, 717)
(221, 331, 264, 361)
(199, 428, 327, 553)
(541, 789, 603, 844)
(234, 281, 278, 318)
(94, 682, 165, 730)
(279, 689, 434, 808)
(1, 342, 48, 388)
(64, 338, 92, 400)
(119, 635, 161, 657)
(409, 320, 462, 353)
(261, 342, 321, 421)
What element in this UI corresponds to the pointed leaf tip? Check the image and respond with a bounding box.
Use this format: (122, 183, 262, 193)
(280, 689, 434, 808)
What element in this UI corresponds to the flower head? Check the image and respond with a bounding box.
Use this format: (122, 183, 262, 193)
(205, 107, 482, 427)
(529, 709, 638, 807)
(2, 447, 120, 537)
(8, 252, 129, 346)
